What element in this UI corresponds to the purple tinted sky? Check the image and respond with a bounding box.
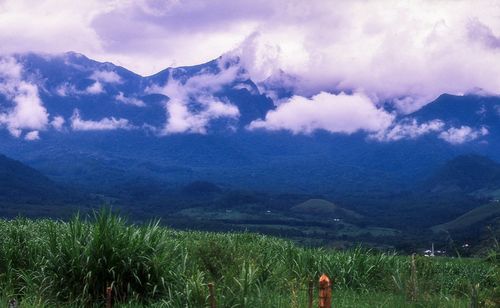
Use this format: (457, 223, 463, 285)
(1, 0, 500, 111)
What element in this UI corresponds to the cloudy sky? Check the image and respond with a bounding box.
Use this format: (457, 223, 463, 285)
(0, 0, 499, 141)
(2, 0, 500, 100)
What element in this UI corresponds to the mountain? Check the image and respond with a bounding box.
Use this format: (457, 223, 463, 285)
(424, 154, 500, 196)
(1, 52, 500, 197)
(0, 153, 91, 218)
(291, 199, 361, 219)
(0, 153, 63, 202)
(9, 52, 274, 130)
(2, 51, 500, 249)
(410, 93, 500, 130)
(409, 93, 500, 154)
(432, 202, 500, 232)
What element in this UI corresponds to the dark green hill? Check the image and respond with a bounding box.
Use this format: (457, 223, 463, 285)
(291, 198, 362, 219)
(0, 154, 65, 203)
(424, 154, 500, 195)
(432, 202, 500, 232)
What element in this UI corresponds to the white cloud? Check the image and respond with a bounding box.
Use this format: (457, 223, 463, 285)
(50, 115, 65, 130)
(55, 70, 121, 97)
(164, 97, 239, 134)
(147, 57, 241, 134)
(248, 92, 394, 134)
(85, 81, 104, 94)
(0, 57, 49, 137)
(0, 1, 108, 58)
(24, 130, 40, 140)
(233, 1, 500, 113)
(90, 70, 122, 84)
(56, 81, 106, 96)
(438, 126, 489, 144)
(70, 109, 133, 131)
(371, 119, 445, 142)
(233, 83, 257, 94)
(372, 120, 490, 144)
(115, 92, 145, 107)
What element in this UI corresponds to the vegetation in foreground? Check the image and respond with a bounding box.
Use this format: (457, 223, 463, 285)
(0, 210, 498, 307)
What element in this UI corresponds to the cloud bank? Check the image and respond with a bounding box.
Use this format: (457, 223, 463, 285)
(2, 0, 500, 105)
(248, 92, 394, 134)
(70, 109, 133, 131)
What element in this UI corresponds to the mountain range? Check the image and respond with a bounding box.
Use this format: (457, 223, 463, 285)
(1, 52, 499, 194)
(0, 52, 499, 251)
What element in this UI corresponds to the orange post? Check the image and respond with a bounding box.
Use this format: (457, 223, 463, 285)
(318, 274, 332, 308)
(106, 286, 113, 308)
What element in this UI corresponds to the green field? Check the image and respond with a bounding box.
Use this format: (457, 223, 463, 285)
(0, 210, 498, 307)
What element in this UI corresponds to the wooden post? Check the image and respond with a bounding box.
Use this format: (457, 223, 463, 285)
(308, 280, 314, 308)
(208, 282, 216, 308)
(318, 274, 332, 308)
(106, 286, 113, 308)
(470, 283, 479, 308)
(408, 254, 418, 302)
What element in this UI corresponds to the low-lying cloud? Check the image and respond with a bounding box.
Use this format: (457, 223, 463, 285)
(90, 70, 122, 84)
(85, 81, 104, 95)
(371, 119, 445, 142)
(438, 126, 489, 144)
(115, 92, 145, 107)
(70, 109, 133, 131)
(50, 115, 65, 131)
(248, 92, 394, 135)
(55, 81, 105, 96)
(0, 57, 49, 138)
(24, 130, 40, 140)
(147, 57, 241, 134)
(372, 120, 490, 144)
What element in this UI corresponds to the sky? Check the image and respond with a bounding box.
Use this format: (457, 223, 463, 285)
(2, 0, 500, 96)
(0, 0, 500, 141)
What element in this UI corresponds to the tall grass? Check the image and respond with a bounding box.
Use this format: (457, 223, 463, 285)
(0, 209, 498, 307)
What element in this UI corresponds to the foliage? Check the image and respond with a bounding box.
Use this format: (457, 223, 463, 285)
(0, 209, 498, 307)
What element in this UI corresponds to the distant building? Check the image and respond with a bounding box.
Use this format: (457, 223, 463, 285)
(424, 243, 435, 257)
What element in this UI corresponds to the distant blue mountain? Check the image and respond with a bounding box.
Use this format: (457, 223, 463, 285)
(0, 52, 499, 194)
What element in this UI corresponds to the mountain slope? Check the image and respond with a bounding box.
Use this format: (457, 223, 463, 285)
(432, 202, 500, 232)
(0, 153, 93, 218)
(0, 153, 64, 202)
(424, 154, 500, 195)
(291, 199, 362, 219)
(410, 94, 500, 128)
